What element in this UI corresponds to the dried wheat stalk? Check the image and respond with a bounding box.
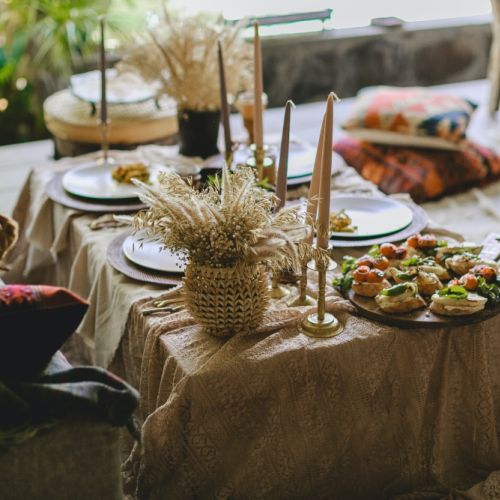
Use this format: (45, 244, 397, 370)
(125, 165, 309, 271)
(118, 9, 252, 111)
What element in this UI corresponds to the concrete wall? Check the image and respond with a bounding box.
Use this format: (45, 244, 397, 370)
(262, 16, 492, 107)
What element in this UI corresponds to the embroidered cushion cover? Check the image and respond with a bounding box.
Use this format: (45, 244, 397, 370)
(342, 86, 477, 149)
(334, 137, 500, 203)
(0, 285, 88, 378)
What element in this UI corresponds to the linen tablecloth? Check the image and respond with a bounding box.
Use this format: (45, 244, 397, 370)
(5, 147, 500, 498)
(117, 285, 500, 499)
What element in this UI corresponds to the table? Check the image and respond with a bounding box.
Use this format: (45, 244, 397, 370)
(4, 80, 500, 498)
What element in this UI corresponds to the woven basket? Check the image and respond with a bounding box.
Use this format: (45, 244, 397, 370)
(183, 262, 269, 337)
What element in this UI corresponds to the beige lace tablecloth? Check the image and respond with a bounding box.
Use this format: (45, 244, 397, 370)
(5, 147, 500, 499)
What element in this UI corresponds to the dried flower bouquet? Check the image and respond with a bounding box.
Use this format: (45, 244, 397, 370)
(119, 9, 252, 111)
(130, 166, 309, 271)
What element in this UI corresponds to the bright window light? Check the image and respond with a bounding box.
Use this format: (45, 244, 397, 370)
(168, 0, 492, 31)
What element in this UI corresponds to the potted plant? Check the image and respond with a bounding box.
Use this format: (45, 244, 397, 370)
(130, 166, 308, 336)
(119, 10, 251, 158)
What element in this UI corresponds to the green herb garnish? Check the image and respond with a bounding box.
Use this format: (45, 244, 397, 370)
(368, 245, 381, 257)
(438, 285, 468, 300)
(341, 255, 357, 274)
(476, 277, 500, 304)
(396, 272, 415, 280)
(333, 255, 357, 293)
(333, 274, 354, 294)
(380, 283, 409, 296)
(401, 256, 435, 267)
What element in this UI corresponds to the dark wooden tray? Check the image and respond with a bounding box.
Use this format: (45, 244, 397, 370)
(46, 173, 147, 213)
(346, 289, 500, 329)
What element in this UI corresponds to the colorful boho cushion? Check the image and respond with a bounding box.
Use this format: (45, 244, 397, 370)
(0, 285, 88, 379)
(334, 137, 500, 203)
(343, 86, 477, 148)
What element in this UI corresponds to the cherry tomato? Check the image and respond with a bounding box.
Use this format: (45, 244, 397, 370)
(353, 265, 370, 282)
(448, 278, 460, 287)
(459, 273, 478, 291)
(356, 256, 374, 268)
(394, 246, 408, 259)
(380, 243, 397, 258)
(406, 234, 420, 248)
(373, 256, 390, 270)
(472, 265, 497, 282)
(366, 269, 385, 283)
(417, 235, 437, 248)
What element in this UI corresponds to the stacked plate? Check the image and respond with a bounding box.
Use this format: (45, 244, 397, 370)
(61, 161, 164, 201)
(121, 233, 186, 275)
(329, 195, 428, 248)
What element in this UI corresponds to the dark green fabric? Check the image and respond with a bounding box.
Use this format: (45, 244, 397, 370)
(0, 352, 139, 450)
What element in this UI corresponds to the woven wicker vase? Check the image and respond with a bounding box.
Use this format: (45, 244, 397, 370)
(183, 262, 269, 337)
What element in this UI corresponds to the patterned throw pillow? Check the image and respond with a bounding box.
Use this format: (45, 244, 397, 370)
(334, 137, 500, 203)
(0, 285, 88, 379)
(343, 86, 477, 148)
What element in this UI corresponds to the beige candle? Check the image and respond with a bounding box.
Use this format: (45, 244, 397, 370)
(316, 93, 335, 249)
(253, 21, 264, 149)
(306, 115, 326, 244)
(276, 100, 294, 210)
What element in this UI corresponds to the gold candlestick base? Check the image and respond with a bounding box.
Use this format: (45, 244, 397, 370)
(301, 312, 343, 338)
(300, 250, 343, 338)
(246, 144, 275, 183)
(287, 261, 316, 307)
(288, 293, 316, 307)
(269, 272, 290, 299)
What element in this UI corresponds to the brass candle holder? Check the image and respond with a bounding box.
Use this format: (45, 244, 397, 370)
(288, 260, 316, 307)
(301, 252, 343, 338)
(246, 144, 275, 183)
(224, 147, 234, 169)
(269, 270, 290, 299)
(98, 119, 114, 166)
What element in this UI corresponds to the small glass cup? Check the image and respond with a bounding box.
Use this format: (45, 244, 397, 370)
(236, 91, 268, 145)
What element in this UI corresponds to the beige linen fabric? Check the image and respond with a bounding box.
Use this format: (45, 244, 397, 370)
(0, 419, 122, 500)
(120, 286, 500, 499)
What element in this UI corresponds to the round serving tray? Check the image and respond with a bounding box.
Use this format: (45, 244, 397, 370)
(107, 231, 182, 286)
(346, 289, 500, 329)
(331, 202, 428, 248)
(46, 173, 146, 213)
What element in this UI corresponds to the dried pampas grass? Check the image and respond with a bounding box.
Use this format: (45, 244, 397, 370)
(119, 8, 252, 111)
(128, 165, 309, 271)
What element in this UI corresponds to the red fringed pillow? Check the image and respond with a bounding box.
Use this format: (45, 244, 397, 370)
(334, 137, 500, 203)
(0, 285, 88, 379)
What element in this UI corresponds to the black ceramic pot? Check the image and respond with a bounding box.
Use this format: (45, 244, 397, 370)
(177, 109, 220, 158)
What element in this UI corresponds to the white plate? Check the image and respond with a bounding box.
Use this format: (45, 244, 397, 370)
(330, 196, 413, 239)
(62, 161, 165, 200)
(70, 69, 160, 104)
(122, 234, 186, 274)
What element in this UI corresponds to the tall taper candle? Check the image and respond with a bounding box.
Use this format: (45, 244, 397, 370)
(276, 100, 294, 210)
(316, 93, 334, 249)
(99, 17, 107, 125)
(253, 21, 264, 149)
(217, 40, 232, 158)
(306, 115, 326, 244)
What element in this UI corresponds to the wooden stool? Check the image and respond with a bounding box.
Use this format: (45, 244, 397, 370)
(43, 89, 179, 158)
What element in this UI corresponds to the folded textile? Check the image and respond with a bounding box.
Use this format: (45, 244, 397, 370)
(342, 86, 477, 148)
(0, 351, 139, 451)
(334, 137, 500, 203)
(0, 284, 89, 378)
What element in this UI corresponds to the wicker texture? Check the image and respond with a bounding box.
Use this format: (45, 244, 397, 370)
(183, 262, 269, 337)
